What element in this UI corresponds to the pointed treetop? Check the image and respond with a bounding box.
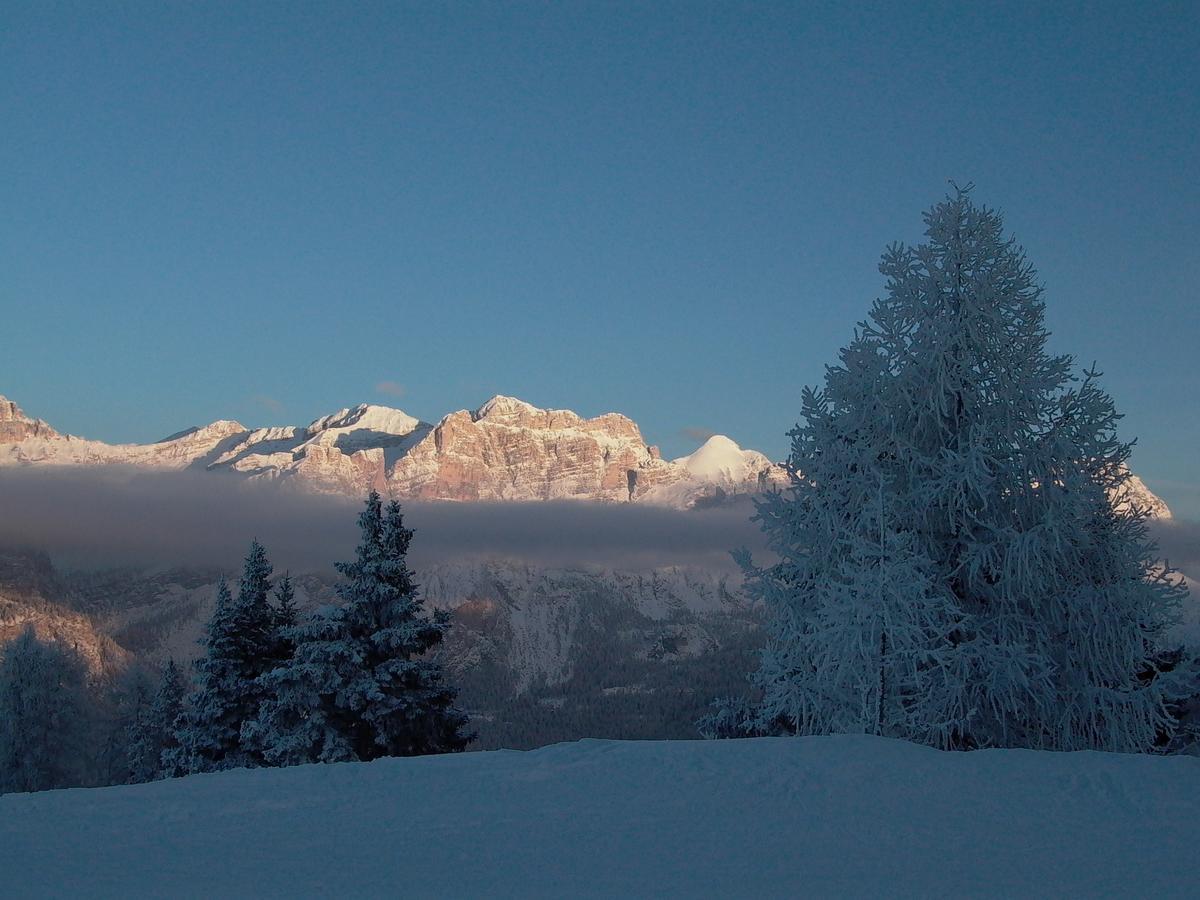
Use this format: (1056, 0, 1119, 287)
(214, 577, 232, 609)
(383, 499, 413, 556)
(238, 539, 274, 607)
(274, 572, 298, 629)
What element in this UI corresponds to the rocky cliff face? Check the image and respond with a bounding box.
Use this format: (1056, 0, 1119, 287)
(0, 393, 786, 509)
(0, 396, 60, 443)
(389, 396, 698, 502)
(59, 558, 763, 748)
(0, 550, 130, 677)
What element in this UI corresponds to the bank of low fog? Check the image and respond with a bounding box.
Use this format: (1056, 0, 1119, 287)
(0, 468, 766, 574)
(1, 468, 1195, 618)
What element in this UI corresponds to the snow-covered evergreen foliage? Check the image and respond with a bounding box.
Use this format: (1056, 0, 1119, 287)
(696, 695, 769, 739)
(268, 573, 298, 667)
(127, 660, 187, 782)
(167, 578, 234, 773)
(245, 492, 472, 765)
(0, 626, 92, 793)
(1155, 647, 1200, 755)
(273, 573, 297, 629)
(152, 659, 188, 776)
(740, 189, 1185, 751)
(234, 540, 276, 665)
(172, 542, 277, 772)
(123, 670, 157, 784)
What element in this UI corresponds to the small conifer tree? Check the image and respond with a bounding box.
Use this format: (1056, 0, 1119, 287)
(173, 541, 277, 773)
(152, 659, 187, 777)
(268, 573, 298, 667)
(0, 627, 92, 793)
(246, 492, 472, 765)
(127, 659, 187, 782)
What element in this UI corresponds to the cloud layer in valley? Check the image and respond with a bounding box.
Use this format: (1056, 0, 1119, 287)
(2, 467, 1193, 633)
(0, 468, 768, 574)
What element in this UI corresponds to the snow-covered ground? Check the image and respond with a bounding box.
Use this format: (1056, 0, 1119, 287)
(2, 735, 1197, 898)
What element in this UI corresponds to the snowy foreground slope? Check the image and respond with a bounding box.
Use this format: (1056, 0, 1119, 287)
(3, 736, 1198, 898)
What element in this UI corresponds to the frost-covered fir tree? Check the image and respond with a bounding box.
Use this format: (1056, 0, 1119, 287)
(742, 188, 1184, 752)
(1159, 649, 1200, 755)
(234, 539, 276, 649)
(152, 659, 187, 777)
(123, 670, 157, 784)
(244, 492, 471, 765)
(127, 660, 187, 783)
(269, 573, 298, 666)
(0, 627, 92, 794)
(168, 578, 235, 773)
(173, 542, 277, 773)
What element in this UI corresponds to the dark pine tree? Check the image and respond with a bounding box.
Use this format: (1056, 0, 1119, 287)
(128, 659, 187, 782)
(173, 541, 277, 772)
(268, 572, 298, 667)
(246, 492, 472, 765)
(150, 659, 187, 778)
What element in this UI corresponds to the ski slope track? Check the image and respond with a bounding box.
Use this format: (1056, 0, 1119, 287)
(2, 734, 1197, 898)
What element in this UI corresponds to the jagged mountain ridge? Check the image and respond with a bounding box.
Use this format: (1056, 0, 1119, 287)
(0, 392, 788, 507)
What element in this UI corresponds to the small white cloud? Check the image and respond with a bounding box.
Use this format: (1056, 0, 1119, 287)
(251, 395, 284, 414)
(376, 381, 406, 398)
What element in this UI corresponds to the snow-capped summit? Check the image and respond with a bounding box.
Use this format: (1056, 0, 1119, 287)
(673, 435, 776, 485)
(1119, 471, 1174, 520)
(301, 404, 430, 455)
(472, 395, 543, 422)
(307, 404, 424, 438)
(157, 420, 247, 444)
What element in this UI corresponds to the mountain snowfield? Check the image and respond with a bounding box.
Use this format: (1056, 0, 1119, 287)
(1, 734, 1197, 897)
(0, 392, 790, 508)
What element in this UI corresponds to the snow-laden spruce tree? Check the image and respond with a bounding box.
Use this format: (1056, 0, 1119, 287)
(172, 541, 277, 773)
(167, 577, 235, 773)
(0, 626, 92, 793)
(244, 492, 471, 765)
(127, 659, 187, 783)
(268, 572, 298, 667)
(123, 670, 157, 784)
(742, 188, 1184, 751)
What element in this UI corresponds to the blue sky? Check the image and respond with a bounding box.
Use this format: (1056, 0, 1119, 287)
(3, 2, 1198, 515)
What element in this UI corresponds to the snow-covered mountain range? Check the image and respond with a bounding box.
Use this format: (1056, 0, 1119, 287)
(0, 393, 788, 508)
(0, 391, 1173, 516)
